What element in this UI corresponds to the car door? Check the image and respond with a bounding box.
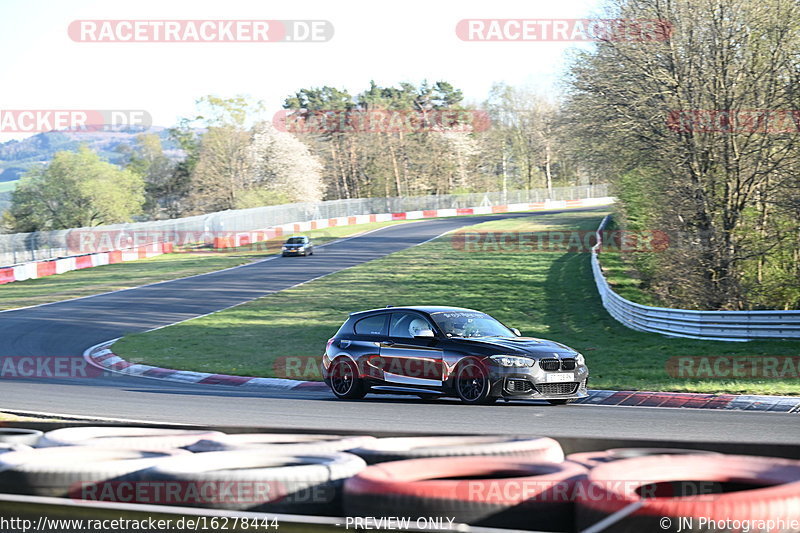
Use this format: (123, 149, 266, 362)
(378, 312, 444, 387)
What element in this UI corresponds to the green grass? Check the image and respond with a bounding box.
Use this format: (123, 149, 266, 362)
(597, 250, 661, 306)
(114, 211, 800, 396)
(0, 220, 404, 310)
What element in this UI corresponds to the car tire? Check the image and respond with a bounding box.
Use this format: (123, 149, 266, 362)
(0, 429, 43, 446)
(348, 436, 564, 464)
(547, 399, 575, 405)
(567, 448, 719, 469)
(123, 450, 366, 515)
(454, 360, 496, 405)
(344, 456, 587, 530)
(576, 454, 800, 532)
(328, 358, 366, 400)
(38, 427, 225, 450)
(185, 433, 375, 453)
(0, 447, 185, 498)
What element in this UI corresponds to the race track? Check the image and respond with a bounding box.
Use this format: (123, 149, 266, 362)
(1, 209, 798, 444)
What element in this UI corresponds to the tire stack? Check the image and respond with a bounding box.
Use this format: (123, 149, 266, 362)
(0, 427, 799, 533)
(343, 436, 585, 531)
(573, 454, 800, 533)
(0, 426, 373, 516)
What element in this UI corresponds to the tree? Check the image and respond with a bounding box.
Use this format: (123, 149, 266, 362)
(485, 84, 561, 193)
(186, 125, 253, 214)
(4, 146, 144, 231)
(243, 121, 323, 207)
(126, 133, 179, 218)
(564, 0, 800, 309)
(184, 96, 263, 214)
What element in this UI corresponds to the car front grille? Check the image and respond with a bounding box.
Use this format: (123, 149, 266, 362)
(539, 359, 560, 371)
(539, 358, 576, 371)
(535, 382, 579, 395)
(561, 358, 577, 370)
(505, 379, 533, 393)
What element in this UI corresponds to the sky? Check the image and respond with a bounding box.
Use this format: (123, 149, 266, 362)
(0, 0, 607, 142)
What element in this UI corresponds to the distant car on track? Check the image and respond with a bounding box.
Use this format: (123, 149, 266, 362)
(281, 236, 314, 256)
(321, 306, 589, 405)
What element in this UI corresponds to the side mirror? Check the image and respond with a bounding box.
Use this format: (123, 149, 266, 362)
(414, 329, 435, 338)
(511, 328, 521, 337)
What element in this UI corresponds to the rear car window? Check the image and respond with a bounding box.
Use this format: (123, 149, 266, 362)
(354, 314, 387, 336)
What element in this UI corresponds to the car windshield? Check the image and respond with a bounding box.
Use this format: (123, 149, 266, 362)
(430, 311, 514, 338)
(286, 237, 306, 244)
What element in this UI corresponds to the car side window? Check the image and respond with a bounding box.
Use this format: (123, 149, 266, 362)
(354, 314, 388, 336)
(389, 312, 434, 338)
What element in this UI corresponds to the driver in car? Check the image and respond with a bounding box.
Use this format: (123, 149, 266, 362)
(444, 317, 478, 337)
(408, 318, 432, 337)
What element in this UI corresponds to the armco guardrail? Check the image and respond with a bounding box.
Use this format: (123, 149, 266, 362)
(0, 184, 608, 267)
(591, 216, 800, 341)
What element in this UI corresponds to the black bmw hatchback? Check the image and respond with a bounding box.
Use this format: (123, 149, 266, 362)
(321, 306, 589, 405)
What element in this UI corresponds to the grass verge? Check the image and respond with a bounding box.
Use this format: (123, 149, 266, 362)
(114, 210, 800, 395)
(0, 220, 404, 310)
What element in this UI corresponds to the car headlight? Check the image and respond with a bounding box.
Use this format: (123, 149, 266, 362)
(298, 247, 305, 251)
(281, 246, 288, 250)
(575, 352, 585, 365)
(490, 355, 534, 367)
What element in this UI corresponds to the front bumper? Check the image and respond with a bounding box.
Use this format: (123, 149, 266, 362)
(282, 249, 306, 255)
(488, 365, 589, 400)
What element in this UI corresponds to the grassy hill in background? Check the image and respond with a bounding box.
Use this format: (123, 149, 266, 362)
(0, 127, 182, 218)
(0, 127, 181, 184)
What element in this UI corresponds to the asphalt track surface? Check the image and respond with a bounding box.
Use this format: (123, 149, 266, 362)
(0, 208, 797, 445)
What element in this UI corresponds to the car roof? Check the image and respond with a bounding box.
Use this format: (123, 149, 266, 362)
(349, 306, 481, 317)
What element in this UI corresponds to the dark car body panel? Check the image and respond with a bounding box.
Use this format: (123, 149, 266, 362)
(322, 306, 589, 401)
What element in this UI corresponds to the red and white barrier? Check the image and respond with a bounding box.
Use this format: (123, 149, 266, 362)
(0, 196, 614, 285)
(0, 243, 170, 286)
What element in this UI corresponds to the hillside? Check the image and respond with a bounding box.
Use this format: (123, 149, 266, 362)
(0, 127, 181, 183)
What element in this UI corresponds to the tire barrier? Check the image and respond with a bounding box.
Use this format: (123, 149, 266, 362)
(38, 427, 226, 450)
(120, 450, 367, 515)
(0, 443, 32, 454)
(344, 456, 588, 531)
(0, 428, 43, 446)
(576, 454, 800, 533)
(1, 423, 797, 531)
(185, 433, 375, 454)
(567, 447, 720, 469)
(348, 436, 565, 464)
(0, 446, 186, 498)
(0, 245, 170, 286)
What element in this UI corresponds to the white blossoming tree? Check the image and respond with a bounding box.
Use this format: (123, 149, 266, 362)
(243, 121, 324, 207)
